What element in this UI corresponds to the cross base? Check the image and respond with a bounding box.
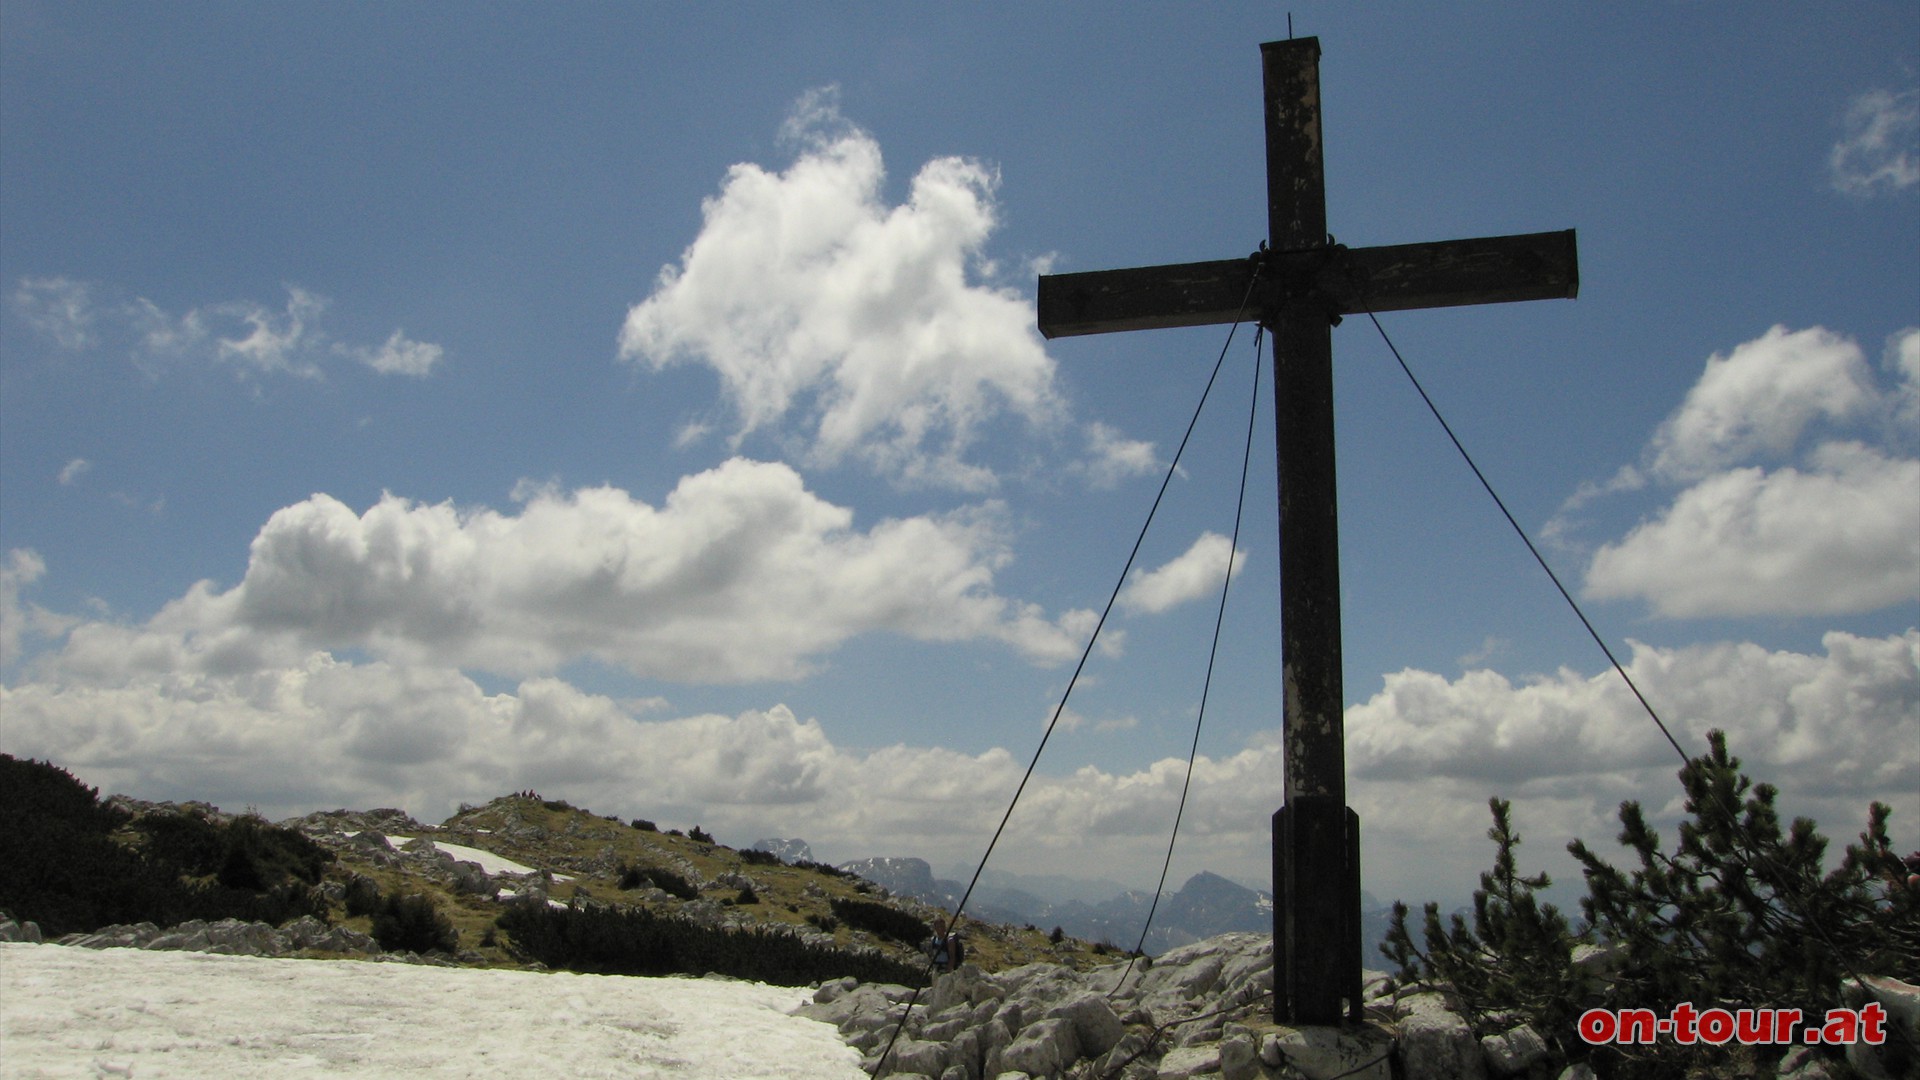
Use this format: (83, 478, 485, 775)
(1273, 798, 1363, 1024)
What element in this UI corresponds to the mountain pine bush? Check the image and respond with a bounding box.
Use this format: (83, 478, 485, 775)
(495, 898, 925, 987)
(1385, 731, 1919, 1078)
(829, 896, 930, 946)
(616, 862, 699, 900)
(370, 891, 458, 955)
(0, 755, 330, 935)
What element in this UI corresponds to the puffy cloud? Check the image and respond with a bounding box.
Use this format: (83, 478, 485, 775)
(1646, 325, 1876, 483)
(34, 459, 1091, 685)
(1077, 422, 1159, 489)
(1573, 326, 1920, 619)
(1585, 442, 1920, 617)
(1119, 532, 1245, 615)
(3, 629, 1910, 908)
(1831, 87, 1920, 196)
(2, 550, 48, 667)
(57, 458, 91, 485)
(1348, 631, 1920, 788)
(1343, 629, 1920, 901)
(619, 90, 1060, 490)
(8, 277, 442, 379)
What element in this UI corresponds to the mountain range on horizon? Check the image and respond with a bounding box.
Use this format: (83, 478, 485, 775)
(750, 840, 1398, 962)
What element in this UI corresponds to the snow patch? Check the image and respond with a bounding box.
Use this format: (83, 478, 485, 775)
(0, 942, 865, 1077)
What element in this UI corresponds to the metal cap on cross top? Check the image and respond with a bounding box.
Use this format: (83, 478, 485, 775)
(1035, 37, 1577, 1026)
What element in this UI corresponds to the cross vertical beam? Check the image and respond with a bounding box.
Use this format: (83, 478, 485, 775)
(1034, 35, 1576, 1029)
(1263, 37, 1359, 1026)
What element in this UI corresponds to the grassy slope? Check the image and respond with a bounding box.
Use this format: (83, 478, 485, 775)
(308, 794, 1119, 975)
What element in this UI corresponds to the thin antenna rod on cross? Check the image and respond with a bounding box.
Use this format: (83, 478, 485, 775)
(1036, 37, 1576, 1026)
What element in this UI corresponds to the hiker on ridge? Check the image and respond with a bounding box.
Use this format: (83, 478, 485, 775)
(926, 915, 963, 973)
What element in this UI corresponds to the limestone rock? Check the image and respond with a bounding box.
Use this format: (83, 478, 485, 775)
(1154, 1044, 1221, 1079)
(991, 1017, 1079, 1079)
(1396, 993, 1487, 1080)
(1841, 975, 1920, 1080)
(1046, 992, 1125, 1058)
(1266, 1026, 1394, 1080)
(449, 860, 497, 897)
(1480, 1023, 1550, 1076)
(1217, 1033, 1260, 1080)
(0, 917, 44, 943)
(890, 1037, 950, 1078)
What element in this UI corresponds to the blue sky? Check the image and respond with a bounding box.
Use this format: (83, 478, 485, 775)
(3, 3, 1915, 910)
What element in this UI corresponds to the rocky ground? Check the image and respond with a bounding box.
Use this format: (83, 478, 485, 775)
(791, 931, 1915, 1080)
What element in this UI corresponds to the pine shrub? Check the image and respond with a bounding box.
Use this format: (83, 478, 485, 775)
(1385, 731, 1919, 1079)
(1382, 797, 1586, 1052)
(343, 873, 383, 918)
(616, 862, 699, 900)
(495, 899, 925, 987)
(0, 756, 331, 936)
(370, 892, 458, 955)
(829, 896, 930, 946)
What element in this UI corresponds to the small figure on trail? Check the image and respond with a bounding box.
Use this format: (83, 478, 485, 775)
(925, 915, 964, 973)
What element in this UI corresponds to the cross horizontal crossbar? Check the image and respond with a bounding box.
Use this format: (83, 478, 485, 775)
(1037, 229, 1577, 339)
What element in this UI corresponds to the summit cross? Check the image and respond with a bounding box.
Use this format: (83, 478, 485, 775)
(1035, 37, 1578, 1025)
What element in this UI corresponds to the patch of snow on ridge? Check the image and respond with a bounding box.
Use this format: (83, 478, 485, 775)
(0, 943, 865, 1078)
(352, 833, 572, 881)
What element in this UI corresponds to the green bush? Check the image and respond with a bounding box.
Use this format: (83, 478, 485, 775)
(1385, 731, 1919, 1078)
(371, 892, 457, 955)
(495, 899, 925, 987)
(1382, 797, 1587, 1052)
(829, 896, 929, 946)
(343, 874, 383, 918)
(615, 862, 699, 900)
(0, 756, 331, 936)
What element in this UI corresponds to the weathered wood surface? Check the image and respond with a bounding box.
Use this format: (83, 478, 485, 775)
(1036, 230, 1577, 339)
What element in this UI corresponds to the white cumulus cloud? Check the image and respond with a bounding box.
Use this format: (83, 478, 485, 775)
(1646, 325, 1877, 482)
(2, 629, 1910, 909)
(618, 89, 1061, 491)
(1077, 422, 1160, 489)
(1586, 442, 1920, 617)
(30, 459, 1092, 685)
(1119, 532, 1245, 615)
(1573, 325, 1920, 619)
